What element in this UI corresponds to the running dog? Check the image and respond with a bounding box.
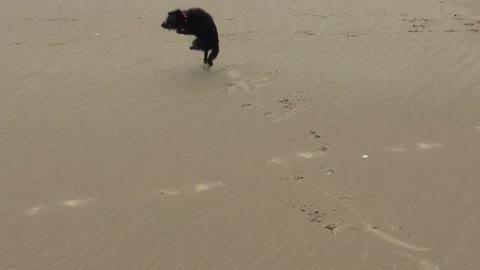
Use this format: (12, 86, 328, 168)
(161, 8, 220, 67)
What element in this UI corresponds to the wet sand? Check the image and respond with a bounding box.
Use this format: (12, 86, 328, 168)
(1, 0, 480, 269)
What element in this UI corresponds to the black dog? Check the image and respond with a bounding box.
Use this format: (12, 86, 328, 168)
(161, 8, 219, 67)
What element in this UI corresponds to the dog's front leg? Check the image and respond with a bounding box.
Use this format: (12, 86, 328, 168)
(203, 50, 209, 64)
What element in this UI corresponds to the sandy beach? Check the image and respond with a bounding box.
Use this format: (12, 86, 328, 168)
(1, 0, 480, 269)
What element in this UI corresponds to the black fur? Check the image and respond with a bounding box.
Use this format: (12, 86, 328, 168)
(162, 8, 219, 67)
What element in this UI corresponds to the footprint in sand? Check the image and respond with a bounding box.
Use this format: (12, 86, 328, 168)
(60, 198, 94, 208)
(453, 14, 463, 21)
(224, 70, 278, 94)
(225, 82, 248, 94)
(224, 69, 251, 94)
(241, 103, 267, 111)
(324, 168, 335, 175)
(272, 94, 308, 123)
(416, 142, 444, 150)
(158, 189, 180, 196)
(296, 131, 330, 158)
(280, 175, 304, 182)
(24, 206, 48, 215)
(250, 70, 279, 89)
(336, 31, 370, 38)
(241, 103, 254, 108)
(294, 30, 315, 36)
(194, 182, 223, 193)
(286, 197, 348, 234)
(403, 17, 433, 33)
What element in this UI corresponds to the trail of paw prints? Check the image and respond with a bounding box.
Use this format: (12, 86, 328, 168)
(279, 182, 435, 264)
(265, 90, 309, 123)
(401, 13, 480, 33)
(402, 17, 434, 33)
(295, 130, 331, 162)
(445, 14, 480, 33)
(306, 182, 433, 253)
(272, 130, 434, 254)
(24, 198, 94, 216)
(283, 181, 434, 253)
(307, 130, 330, 154)
(462, 19, 480, 33)
(285, 196, 354, 235)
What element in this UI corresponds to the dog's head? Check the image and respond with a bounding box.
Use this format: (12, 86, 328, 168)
(161, 9, 186, 30)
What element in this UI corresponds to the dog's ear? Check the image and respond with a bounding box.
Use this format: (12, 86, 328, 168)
(171, 9, 183, 16)
(168, 9, 180, 15)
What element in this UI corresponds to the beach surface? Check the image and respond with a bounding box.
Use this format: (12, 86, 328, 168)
(1, 0, 480, 269)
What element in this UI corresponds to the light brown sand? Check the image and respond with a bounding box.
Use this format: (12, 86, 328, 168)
(1, 0, 480, 269)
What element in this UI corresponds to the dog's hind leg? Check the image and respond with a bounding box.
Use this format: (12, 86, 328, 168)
(206, 47, 219, 66)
